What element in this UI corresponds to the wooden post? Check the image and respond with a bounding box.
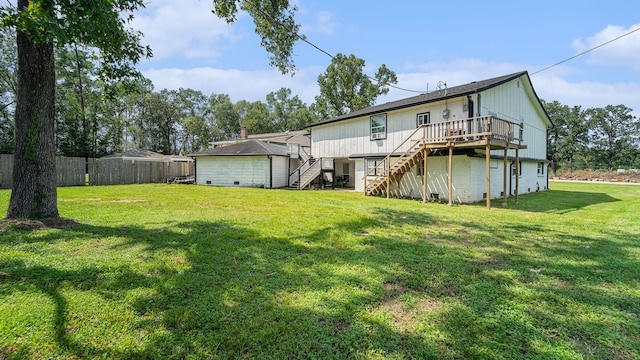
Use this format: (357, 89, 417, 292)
(386, 158, 390, 199)
(448, 145, 453, 206)
(515, 148, 520, 204)
(422, 147, 427, 203)
(502, 148, 508, 207)
(364, 162, 367, 196)
(486, 144, 491, 210)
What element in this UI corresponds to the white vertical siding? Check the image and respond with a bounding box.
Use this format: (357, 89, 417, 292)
(480, 76, 549, 160)
(271, 156, 289, 188)
(195, 156, 269, 188)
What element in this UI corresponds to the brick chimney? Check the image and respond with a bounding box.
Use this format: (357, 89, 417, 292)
(240, 126, 248, 140)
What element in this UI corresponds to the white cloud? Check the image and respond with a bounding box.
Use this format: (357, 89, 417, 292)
(572, 24, 640, 70)
(532, 74, 640, 114)
(131, 0, 241, 61)
(300, 11, 338, 35)
(143, 66, 323, 105)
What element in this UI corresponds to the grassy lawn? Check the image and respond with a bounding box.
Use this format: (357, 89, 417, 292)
(0, 182, 639, 359)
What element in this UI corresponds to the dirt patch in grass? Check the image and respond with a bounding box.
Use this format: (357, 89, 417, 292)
(553, 169, 640, 183)
(0, 217, 81, 232)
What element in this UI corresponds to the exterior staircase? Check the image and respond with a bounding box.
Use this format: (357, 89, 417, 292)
(365, 142, 427, 196)
(289, 157, 321, 189)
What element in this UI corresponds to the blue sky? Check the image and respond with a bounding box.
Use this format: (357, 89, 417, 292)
(133, 0, 640, 116)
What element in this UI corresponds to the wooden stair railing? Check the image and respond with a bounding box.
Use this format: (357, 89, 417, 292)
(364, 125, 428, 196)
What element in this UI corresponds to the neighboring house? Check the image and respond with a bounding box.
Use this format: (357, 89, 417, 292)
(189, 140, 291, 188)
(94, 149, 194, 185)
(306, 71, 553, 207)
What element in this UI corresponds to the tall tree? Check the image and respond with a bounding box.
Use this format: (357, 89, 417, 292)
(236, 100, 274, 135)
(266, 87, 304, 132)
(544, 100, 588, 173)
(176, 88, 211, 154)
(315, 53, 397, 118)
(1, 0, 151, 219)
(586, 105, 639, 171)
(214, 97, 241, 140)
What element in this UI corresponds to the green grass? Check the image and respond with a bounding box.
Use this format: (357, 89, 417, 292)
(0, 182, 639, 359)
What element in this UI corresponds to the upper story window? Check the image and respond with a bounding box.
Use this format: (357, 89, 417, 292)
(417, 112, 430, 127)
(370, 114, 387, 140)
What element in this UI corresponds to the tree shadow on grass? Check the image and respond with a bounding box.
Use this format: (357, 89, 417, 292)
(1, 207, 639, 359)
(473, 189, 620, 213)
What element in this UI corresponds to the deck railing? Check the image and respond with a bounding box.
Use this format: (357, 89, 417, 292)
(363, 116, 522, 195)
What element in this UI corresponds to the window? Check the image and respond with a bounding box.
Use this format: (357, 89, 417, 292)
(370, 114, 387, 140)
(512, 161, 522, 176)
(537, 162, 545, 175)
(416, 112, 430, 127)
(367, 158, 386, 176)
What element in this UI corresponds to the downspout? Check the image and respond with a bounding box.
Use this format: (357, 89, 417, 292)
(509, 162, 513, 195)
(268, 155, 273, 189)
(287, 155, 291, 187)
(194, 158, 197, 185)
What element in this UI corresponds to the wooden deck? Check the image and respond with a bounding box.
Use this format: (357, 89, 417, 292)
(364, 116, 525, 209)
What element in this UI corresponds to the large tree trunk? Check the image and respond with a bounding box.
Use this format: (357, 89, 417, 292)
(6, 5, 59, 219)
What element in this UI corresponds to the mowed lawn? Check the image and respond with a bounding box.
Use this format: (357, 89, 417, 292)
(0, 182, 639, 359)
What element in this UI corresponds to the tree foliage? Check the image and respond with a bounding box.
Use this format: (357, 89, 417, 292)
(586, 105, 639, 171)
(315, 53, 397, 118)
(213, 0, 300, 74)
(546, 101, 640, 172)
(0, 26, 16, 153)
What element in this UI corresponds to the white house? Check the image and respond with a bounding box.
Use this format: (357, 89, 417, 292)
(306, 71, 553, 207)
(189, 140, 291, 188)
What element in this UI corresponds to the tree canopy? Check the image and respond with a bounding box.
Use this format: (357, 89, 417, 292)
(315, 53, 398, 119)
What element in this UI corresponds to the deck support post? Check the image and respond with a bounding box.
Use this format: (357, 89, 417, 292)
(486, 144, 491, 210)
(502, 148, 508, 207)
(386, 158, 390, 199)
(448, 145, 453, 206)
(422, 146, 428, 203)
(515, 148, 520, 204)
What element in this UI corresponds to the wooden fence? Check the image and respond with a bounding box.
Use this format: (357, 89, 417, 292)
(89, 159, 193, 185)
(0, 154, 194, 188)
(0, 154, 88, 189)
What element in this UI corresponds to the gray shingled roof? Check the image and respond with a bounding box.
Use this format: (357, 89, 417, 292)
(100, 149, 193, 162)
(188, 140, 290, 157)
(308, 71, 542, 127)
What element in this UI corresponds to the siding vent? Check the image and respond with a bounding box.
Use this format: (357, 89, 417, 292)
(483, 193, 487, 199)
(206, 181, 211, 185)
(234, 181, 240, 185)
(430, 193, 439, 200)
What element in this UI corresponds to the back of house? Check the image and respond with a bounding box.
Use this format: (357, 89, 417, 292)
(307, 71, 552, 203)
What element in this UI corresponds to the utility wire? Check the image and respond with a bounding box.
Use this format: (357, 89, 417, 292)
(245, 1, 427, 93)
(531, 26, 640, 75)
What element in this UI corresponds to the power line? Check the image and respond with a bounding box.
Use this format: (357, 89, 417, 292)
(244, 1, 427, 93)
(531, 26, 640, 75)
